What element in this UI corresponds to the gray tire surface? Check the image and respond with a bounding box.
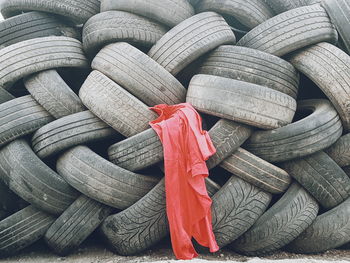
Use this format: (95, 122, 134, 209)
(287, 197, 350, 253)
(0, 95, 53, 147)
(0, 205, 55, 257)
(264, 0, 318, 14)
(221, 148, 291, 194)
(246, 99, 343, 163)
(232, 183, 319, 255)
(325, 134, 350, 167)
(148, 12, 236, 75)
(79, 71, 157, 137)
(83, 11, 168, 56)
(196, 0, 274, 29)
(92, 43, 186, 107)
(237, 5, 338, 56)
(0, 87, 14, 104)
(100, 0, 194, 28)
(0, 0, 100, 24)
(283, 151, 350, 209)
(0, 139, 79, 215)
(45, 195, 113, 256)
(198, 45, 300, 99)
(0, 11, 78, 49)
(24, 70, 85, 119)
(56, 146, 160, 209)
(0, 36, 88, 90)
(289, 42, 350, 131)
(32, 110, 119, 159)
(187, 74, 296, 130)
(108, 119, 252, 172)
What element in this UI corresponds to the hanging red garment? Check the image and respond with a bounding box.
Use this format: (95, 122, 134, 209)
(149, 102, 219, 260)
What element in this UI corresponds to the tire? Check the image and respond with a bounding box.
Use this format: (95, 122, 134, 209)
(221, 148, 291, 194)
(0, 87, 14, 104)
(196, 0, 274, 29)
(323, 0, 350, 54)
(100, 0, 194, 28)
(56, 146, 160, 209)
(108, 119, 252, 172)
(325, 134, 350, 167)
(0, 36, 88, 90)
(237, 5, 338, 56)
(92, 43, 186, 107)
(0, 180, 24, 218)
(0, 0, 100, 24)
(287, 197, 350, 253)
(45, 195, 113, 256)
(0, 11, 79, 49)
(289, 42, 350, 131)
(264, 0, 316, 14)
(79, 71, 158, 137)
(283, 151, 350, 209)
(0, 139, 79, 215)
(0, 206, 55, 257)
(232, 183, 319, 255)
(246, 99, 343, 163)
(31, 110, 119, 159)
(83, 11, 168, 56)
(24, 70, 86, 119)
(148, 12, 236, 75)
(198, 45, 300, 99)
(0, 95, 53, 147)
(186, 74, 296, 130)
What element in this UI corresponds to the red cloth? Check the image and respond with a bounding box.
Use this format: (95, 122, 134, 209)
(149, 103, 219, 260)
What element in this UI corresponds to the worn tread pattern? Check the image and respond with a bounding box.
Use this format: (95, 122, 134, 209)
(45, 195, 112, 256)
(0, 36, 88, 90)
(32, 110, 119, 159)
(264, 0, 319, 14)
(198, 45, 300, 98)
(148, 12, 236, 75)
(56, 146, 160, 209)
(187, 74, 296, 130)
(325, 134, 350, 167)
(232, 183, 319, 255)
(246, 99, 343, 163)
(83, 11, 168, 56)
(237, 5, 338, 56)
(289, 42, 350, 131)
(283, 151, 350, 209)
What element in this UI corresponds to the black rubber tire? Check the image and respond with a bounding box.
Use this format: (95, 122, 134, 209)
(198, 45, 300, 99)
(287, 197, 350, 253)
(0, 95, 53, 147)
(187, 74, 296, 130)
(289, 42, 350, 131)
(196, 0, 274, 29)
(24, 70, 85, 119)
(100, 176, 271, 255)
(0, 36, 88, 90)
(237, 5, 338, 56)
(100, 0, 194, 28)
(232, 183, 319, 255)
(0, 0, 100, 24)
(246, 99, 343, 163)
(0, 180, 24, 219)
(32, 110, 119, 159)
(0, 205, 55, 257)
(148, 12, 236, 75)
(325, 134, 350, 167)
(0, 11, 79, 49)
(264, 0, 317, 14)
(56, 146, 160, 209)
(323, 0, 350, 54)
(0, 139, 79, 215)
(108, 119, 252, 172)
(221, 148, 291, 194)
(79, 71, 158, 137)
(82, 11, 168, 56)
(283, 151, 350, 209)
(45, 195, 113, 256)
(92, 43, 186, 107)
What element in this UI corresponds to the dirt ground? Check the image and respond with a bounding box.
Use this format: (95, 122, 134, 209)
(2, 238, 350, 263)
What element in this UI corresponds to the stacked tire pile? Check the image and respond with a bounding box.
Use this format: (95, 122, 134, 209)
(1, 0, 350, 259)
